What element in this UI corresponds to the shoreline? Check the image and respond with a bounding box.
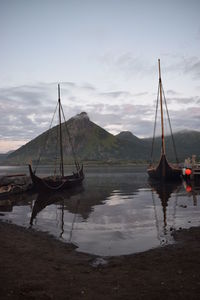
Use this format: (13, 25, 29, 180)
(0, 220, 200, 299)
(0, 161, 149, 167)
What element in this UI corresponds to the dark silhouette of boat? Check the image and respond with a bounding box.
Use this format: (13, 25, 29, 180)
(148, 154, 181, 181)
(29, 165, 84, 192)
(29, 84, 84, 192)
(147, 59, 182, 181)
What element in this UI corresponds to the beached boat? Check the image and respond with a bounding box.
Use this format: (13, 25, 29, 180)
(29, 84, 84, 192)
(147, 59, 182, 181)
(0, 174, 33, 199)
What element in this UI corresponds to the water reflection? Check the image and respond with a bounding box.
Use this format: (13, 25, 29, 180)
(149, 180, 182, 245)
(30, 186, 84, 226)
(183, 180, 200, 206)
(0, 191, 36, 213)
(0, 166, 200, 256)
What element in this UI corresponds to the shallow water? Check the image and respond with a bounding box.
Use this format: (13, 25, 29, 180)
(0, 165, 199, 256)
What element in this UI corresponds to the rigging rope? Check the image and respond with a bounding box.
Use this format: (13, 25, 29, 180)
(34, 102, 59, 173)
(150, 84, 160, 165)
(162, 83, 179, 164)
(33, 89, 81, 175)
(60, 104, 80, 172)
(54, 118, 60, 176)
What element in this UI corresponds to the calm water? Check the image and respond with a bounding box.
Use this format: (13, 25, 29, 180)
(0, 165, 199, 256)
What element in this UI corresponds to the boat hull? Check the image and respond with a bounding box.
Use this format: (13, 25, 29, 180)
(147, 154, 182, 181)
(29, 165, 84, 192)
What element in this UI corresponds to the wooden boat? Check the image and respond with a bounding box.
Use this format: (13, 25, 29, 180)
(0, 174, 33, 199)
(147, 59, 182, 181)
(29, 84, 84, 192)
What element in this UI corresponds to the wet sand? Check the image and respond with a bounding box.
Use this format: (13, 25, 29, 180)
(0, 221, 200, 300)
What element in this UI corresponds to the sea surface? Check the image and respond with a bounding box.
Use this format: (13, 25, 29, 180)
(0, 165, 199, 256)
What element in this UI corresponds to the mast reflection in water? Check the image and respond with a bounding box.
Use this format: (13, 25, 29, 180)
(149, 180, 182, 246)
(0, 166, 200, 256)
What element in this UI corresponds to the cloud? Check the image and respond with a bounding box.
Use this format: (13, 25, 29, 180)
(170, 107, 200, 131)
(0, 82, 200, 152)
(166, 56, 200, 79)
(100, 52, 154, 78)
(183, 57, 200, 78)
(166, 89, 179, 96)
(0, 83, 57, 141)
(133, 92, 149, 97)
(166, 96, 200, 105)
(84, 102, 155, 137)
(100, 91, 130, 98)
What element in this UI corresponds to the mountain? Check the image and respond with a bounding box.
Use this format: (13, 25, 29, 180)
(116, 131, 141, 143)
(5, 113, 200, 165)
(142, 130, 200, 162)
(0, 153, 8, 162)
(0, 151, 15, 162)
(6, 112, 149, 164)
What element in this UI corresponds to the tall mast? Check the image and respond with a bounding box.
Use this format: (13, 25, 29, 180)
(58, 84, 64, 177)
(158, 59, 165, 155)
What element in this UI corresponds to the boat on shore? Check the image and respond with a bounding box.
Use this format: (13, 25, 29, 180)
(147, 59, 182, 181)
(0, 174, 33, 199)
(29, 84, 84, 192)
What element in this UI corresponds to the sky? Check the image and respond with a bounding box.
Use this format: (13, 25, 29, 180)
(0, 0, 200, 153)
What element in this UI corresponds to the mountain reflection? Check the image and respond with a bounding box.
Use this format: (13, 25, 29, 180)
(149, 180, 182, 245)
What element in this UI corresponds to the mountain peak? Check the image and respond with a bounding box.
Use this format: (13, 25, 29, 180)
(116, 131, 137, 140)
(73, 112, 90, 121)
(117, 131, 134, 137)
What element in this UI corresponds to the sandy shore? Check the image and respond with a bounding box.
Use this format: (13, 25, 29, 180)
(0, 221, 200, 300)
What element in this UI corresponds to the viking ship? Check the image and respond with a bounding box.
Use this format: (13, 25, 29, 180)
(147, 59, 182, 181)
(29, 84, 84, 192)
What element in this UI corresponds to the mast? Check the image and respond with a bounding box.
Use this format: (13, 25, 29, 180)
(158, 59, 165, 155)
(58, 84, 64, 177)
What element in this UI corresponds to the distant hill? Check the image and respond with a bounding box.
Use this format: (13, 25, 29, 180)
(116, 131, 141, 143)
(0, 151, 14, 162)
(0, 153, 8, 162)
(142, 130, 200, 162)
(5, 113, 200, 165)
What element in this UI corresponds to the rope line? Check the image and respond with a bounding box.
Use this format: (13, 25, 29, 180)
(162, 83, 179, 164)
(60, 104, 80, 172)
(34, 102, 59, 173)
(150, 83, 159, 165)
(54, 117, 60, 176)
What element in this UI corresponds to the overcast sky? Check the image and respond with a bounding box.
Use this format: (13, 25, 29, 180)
(0, 0, 200, 152)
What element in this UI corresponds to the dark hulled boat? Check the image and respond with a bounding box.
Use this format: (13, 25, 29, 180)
(147, 59, 182, 181)
(148, 154, 181, 181)
(29, 84, 84, 192)
(29, 164, 84, 192)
